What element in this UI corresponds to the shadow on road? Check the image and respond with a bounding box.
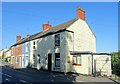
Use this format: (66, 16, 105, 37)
(2, 66, 78, 83)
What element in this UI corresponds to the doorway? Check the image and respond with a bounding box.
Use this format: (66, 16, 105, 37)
(48, 54, 52, 71)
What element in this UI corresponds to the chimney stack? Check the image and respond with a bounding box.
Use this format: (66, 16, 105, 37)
(42, 21, 52, 31)
(16, 36, 21, 42)
(76, 6, 85, 20)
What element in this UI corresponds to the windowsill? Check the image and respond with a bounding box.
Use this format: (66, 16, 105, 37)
(73, 64, 81, 66)
(55, 46, 60, 48)
(54, 66, 60, 68)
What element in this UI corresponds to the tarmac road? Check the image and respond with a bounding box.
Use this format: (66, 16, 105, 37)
(0, 59, 116, 84)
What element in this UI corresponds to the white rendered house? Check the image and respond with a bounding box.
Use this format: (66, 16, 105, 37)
(11, 6, 112, 76)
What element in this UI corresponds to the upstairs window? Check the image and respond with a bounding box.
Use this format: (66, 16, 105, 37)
(16, 45, 19, 51)
(25, 43, 29, 52)
(55, 53, 60, 67)
(55, 34, 60, 46)
(73, 55, 82, 66)
(33, 41, 36, 50)
(33, 41, 35, 45)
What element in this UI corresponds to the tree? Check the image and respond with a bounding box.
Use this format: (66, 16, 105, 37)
(111, 51, 120, 76)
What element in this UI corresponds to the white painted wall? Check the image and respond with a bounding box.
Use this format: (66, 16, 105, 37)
(36, 32, 67, 72)
(93, 55, 112, 76)
(5, 50, 11, 57)
(65, 19, 96, 74)
(30, 39, 38, 68)
(21, 18, 111, 76)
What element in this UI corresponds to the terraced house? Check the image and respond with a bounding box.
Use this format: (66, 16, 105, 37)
(10, 6, 112, 76)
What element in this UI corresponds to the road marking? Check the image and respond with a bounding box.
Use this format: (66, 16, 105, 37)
(0, 72, 2, 74)
(20, 80, 29, 83)
(5, 78, 10, 81)
(0, 72, 12, 78)
(4, 74, 12, 78)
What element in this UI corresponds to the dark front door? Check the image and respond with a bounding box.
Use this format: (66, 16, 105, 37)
(48, 54, 52, 71)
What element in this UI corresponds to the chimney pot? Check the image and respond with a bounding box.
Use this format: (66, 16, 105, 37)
(48, 21, 50, 25)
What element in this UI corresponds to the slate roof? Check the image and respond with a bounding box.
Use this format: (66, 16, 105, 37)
(12, 18, 79, 47)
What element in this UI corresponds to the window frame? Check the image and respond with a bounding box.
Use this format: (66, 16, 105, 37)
(55, 53, 60, 67)
(55, 34, 60, 46)
(25, 43, 29, 52)
(33, 41, 35, 45)
(73, 55, 82, 66)
(33, 46, 35, 49)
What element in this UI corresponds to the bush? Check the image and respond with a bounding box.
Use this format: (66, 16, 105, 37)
(5, 56, 11, 62)
(111, 51, 120, 76)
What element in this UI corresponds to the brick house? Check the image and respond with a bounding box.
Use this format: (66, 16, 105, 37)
(11, 36, 22, 67)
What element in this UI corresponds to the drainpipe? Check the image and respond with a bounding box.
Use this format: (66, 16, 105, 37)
(91, 53, 94, 76)
(65, 31, 67, 74)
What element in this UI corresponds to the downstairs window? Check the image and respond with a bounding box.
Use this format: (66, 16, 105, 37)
(73, 55, 82, 66)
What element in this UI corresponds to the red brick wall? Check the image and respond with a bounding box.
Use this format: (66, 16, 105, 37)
(11, 44, 22, 67)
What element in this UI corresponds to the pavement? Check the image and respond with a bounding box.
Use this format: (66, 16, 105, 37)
(0, 59, 117, 84)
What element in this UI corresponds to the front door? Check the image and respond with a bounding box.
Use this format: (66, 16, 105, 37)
(48, 54, 52, 71)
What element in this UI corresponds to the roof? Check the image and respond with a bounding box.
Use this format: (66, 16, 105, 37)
(12, 32, 41, 46)
(70, 51, 111, 55)
(12, 18, 78, 47)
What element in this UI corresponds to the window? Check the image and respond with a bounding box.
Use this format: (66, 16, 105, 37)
(33, 46, 35, 49)
(33, 41, 35, 45)
(16, 45, 19, 51)
(55, 34, 60, 46)
(55, 53, 60, 67)
(73, 55, 81, 66)
(78, 56, 81, 64)
(26, 56, 28, 60)
(73, 56, 77, 64)
(25, 43, 29, 52)
(16, 57, 19, 63)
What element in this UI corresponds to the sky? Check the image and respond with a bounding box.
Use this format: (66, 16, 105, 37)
(2, 2, 118, 53)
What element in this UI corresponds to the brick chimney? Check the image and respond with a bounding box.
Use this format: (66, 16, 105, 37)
(76, 6, 85, 20)
(16, 36, 21, 42)
(42, 21, 52, 31)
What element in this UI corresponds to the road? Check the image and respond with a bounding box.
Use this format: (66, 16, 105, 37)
(0, 59, 117, 84)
